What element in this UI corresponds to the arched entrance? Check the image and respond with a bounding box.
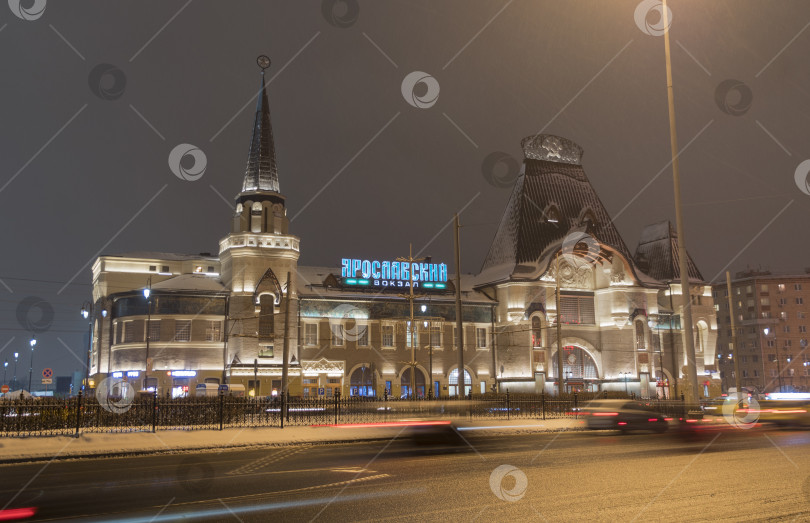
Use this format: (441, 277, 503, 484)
(550, 345, 599, 392)
(449, 368, 472, 397)
(350, 365, 374, 397)
(401, 367, 426, 398)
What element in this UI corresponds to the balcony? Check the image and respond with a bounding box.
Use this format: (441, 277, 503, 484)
(219, 233, 300, 255)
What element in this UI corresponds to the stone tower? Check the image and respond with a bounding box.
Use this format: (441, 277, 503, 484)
(219, 58, 300, 370)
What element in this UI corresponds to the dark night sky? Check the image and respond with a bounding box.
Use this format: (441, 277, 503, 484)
(1, 0, 809, 378)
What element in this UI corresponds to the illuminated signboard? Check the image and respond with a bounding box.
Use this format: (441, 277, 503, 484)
(171, 370, 197, 377)
(341, 258, 449, 289)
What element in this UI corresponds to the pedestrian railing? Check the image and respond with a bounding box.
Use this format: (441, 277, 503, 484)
(0, 392, 697, 438)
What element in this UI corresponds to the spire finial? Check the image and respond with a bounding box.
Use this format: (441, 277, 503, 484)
(241, 54, 280, 194)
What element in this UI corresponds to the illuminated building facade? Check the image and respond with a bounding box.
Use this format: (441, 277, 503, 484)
(87, 66, 718, 399)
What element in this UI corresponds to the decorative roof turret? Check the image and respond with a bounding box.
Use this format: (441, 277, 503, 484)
(241, 55, 280, 194)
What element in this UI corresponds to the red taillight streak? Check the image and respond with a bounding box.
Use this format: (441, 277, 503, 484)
(593, 412, 619, 416)
(617, 422, 627, 425)
(0, 508, 36, 521)
(648, 418, 658, 422)
(311, 420, 453, 428)
(664, 418, 673, 421)
(685, 419, 698, 423)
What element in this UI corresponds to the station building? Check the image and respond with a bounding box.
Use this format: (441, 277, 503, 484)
(87, 65, 719, 399)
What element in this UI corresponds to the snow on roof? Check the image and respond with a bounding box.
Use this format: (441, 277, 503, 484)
(111, 251, 219, 262)
(150, 274, 228, 292)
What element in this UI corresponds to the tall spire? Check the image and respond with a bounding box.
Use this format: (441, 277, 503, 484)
(241, 55, 280, 194)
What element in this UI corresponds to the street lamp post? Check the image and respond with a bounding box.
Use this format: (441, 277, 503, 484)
(622, 372, 630, 395)
(28, 337, 36, 392)
(764, 327, 784, 392)
(143, 278, 152, 392)
(13, 352, 18, 389)
(80, 301, 95, 391)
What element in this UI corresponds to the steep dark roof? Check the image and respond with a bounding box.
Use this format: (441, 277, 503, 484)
(241, 70, 280, 193)
(634, 221, 704, 282)
(481, 135, 635, 280)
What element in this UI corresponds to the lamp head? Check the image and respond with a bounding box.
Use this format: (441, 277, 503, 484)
(30, 338, 36, 348)
(143, 288, 151, 299)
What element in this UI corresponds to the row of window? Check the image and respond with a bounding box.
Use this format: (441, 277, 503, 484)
(116, 319, 222, 344)
(302, 323, 489, 349)
(718, 283, 804, 297)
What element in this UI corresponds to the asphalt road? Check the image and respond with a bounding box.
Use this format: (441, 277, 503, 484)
(2, 426, 810, 522)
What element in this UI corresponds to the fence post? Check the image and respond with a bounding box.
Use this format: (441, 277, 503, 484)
(280, 393, 285, 429)
(152, 391, 157, 433)
(574, 393, 578, 420)
(75, 392, 82, 438)
(334, 390, 340, 425)
(541, 392, 546, 421)
(506, 390, 510, 421)
(219, 392, 224, 431)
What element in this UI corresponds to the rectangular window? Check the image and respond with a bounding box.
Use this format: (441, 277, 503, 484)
(780, 298, 788, 305)
(205, 320, 221, 342)
(476, 327, 487, 348)
(430, 326, 442, 347)
(123, 320, 135, 343)
(754, 370, 759, 377)
(742, 370, 748, 378)
(331, 324, 344, 346)
(799, 312, 807, 319)
(798, 298, 805, 305)
(406, 321, 418, 347)
(800, 325, 807, 333)
(771, 369, 778, 377)
(148, 320, 161, 342)
(149, 265, 156, 272)
(356, 324, 369, 346)
(382, 325, 394, 347)
(753, 355, 759, 362)
(796, 284, 803, 291)
(175, 320, 191, 342)
(767, 340, 775, 348)
(304, 323, 318, 346)
(761, 284, 769, 293)
(741, 356, 747, 363)
(778, 284, 785, 292)
(769, 354, 777, 362)
(161, 265, 170, 273)
(559, 294, 596, 325)
(760, 298, 770, 306)
(784, 325, 790, 333)
(781, 311, 788, 320)
(761, 311, 771, 319)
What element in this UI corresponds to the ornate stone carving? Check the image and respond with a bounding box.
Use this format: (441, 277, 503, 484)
(550, 259, 593, 289)
(520, 134, 584, 165)
(610, 257, 626, 283)
(301, 358, 345, 375)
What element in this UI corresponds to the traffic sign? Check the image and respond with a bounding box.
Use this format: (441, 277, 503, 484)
(41, 378, 53, 385)
(318, 387, 325, 396)
(1, 385, 9, 393)
(42, 368, 53, 379)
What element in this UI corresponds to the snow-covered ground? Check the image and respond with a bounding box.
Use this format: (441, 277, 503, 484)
(0, 418, 583, 462)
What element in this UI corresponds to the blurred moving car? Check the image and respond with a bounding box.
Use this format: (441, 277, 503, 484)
(755, 393, 810, 428)
(581, 399, 668, 433)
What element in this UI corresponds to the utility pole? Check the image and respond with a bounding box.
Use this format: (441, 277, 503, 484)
(282, 272, 293, 400)
(143, 277, 152, 392)
(397, 245, 425, 397)
(555, 251, 565, 395)
(454, 215, 465, 397)
(726, 272, 742, 401)
(662, 0, 699, 402)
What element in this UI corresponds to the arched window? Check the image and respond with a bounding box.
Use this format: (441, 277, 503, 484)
(401, 368, 426, 398)
(550, 346, 598, 379)
(532, 316, 542, 348)
(581, 209, 597, 228)
(635, 321, 646, 351)
(449, 368, 472, 397)
(545, 205, 560, 224)
(350, 365, 374, 397)
(695, 321, 708, 353)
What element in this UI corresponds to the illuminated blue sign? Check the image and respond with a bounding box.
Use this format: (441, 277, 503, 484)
(341, 258, 448, 289)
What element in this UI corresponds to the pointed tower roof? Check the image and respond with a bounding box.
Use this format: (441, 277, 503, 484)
(634, 220, 704, 282)
(241, 57, 280, 194)
(479, 135, 638, 283)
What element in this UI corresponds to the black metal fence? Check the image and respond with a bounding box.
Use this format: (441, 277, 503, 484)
(0, 392, 698, 438)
